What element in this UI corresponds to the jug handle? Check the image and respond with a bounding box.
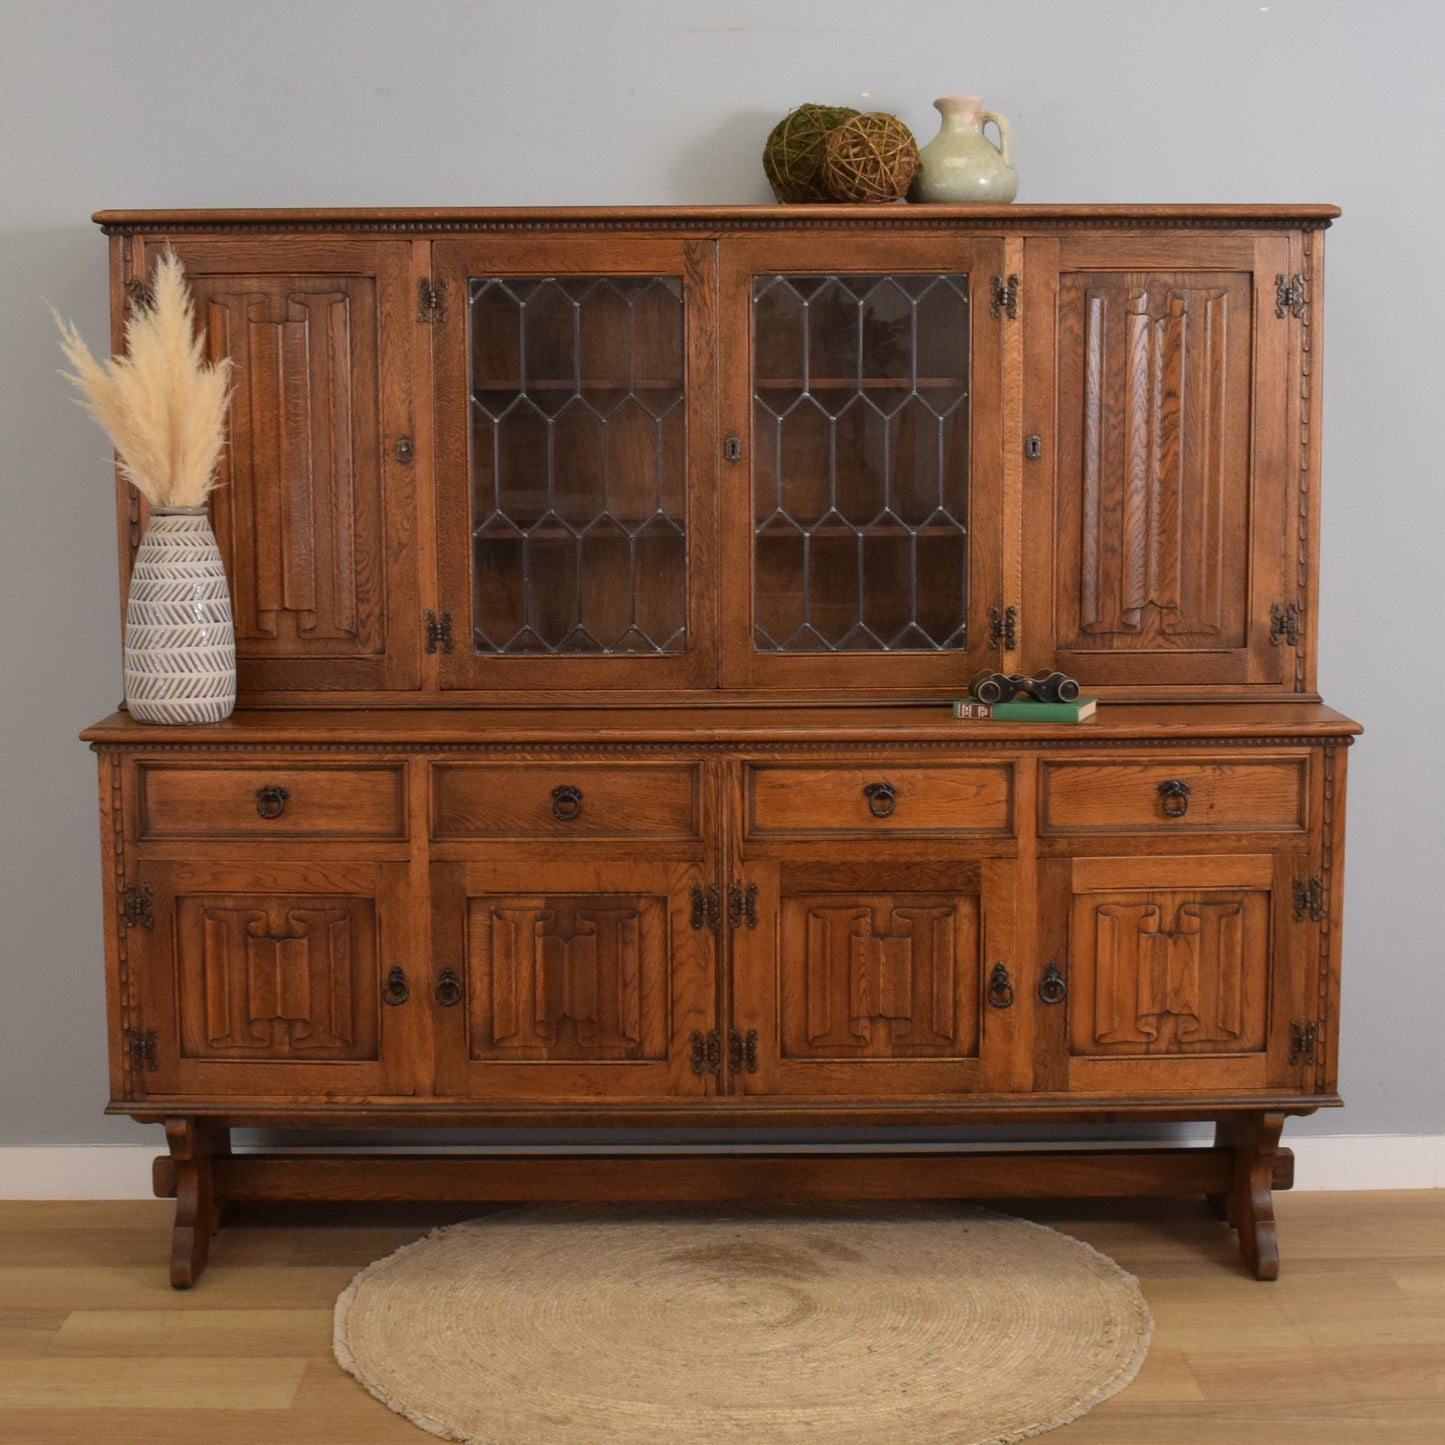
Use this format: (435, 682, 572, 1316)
(979, 110, 1012, 166)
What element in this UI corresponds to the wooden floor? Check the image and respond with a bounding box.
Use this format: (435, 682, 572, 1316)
(0, 1190, 1441, 1443)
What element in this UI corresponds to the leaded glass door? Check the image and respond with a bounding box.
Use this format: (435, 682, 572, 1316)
(719, 235, 1006, 692)
(433, 238, 718, 691)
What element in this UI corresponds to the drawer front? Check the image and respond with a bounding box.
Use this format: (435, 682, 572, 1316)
(1040, 759, 1308, 834)
(137, 764, 407, 839)
(747, 764, 1013, 837)
(431, 763, 702, 840)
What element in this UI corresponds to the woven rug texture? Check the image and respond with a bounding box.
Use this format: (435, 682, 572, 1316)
(334, 1203, 1153, 1445)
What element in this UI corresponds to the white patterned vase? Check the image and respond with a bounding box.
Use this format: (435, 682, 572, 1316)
(124, 506, 236, 724)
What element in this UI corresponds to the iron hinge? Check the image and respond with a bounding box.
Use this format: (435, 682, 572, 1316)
(689, 883, 721, 932)
(689, 1029, 722, 1077)
(424, 609, 454, 654)
(990, 272, 1019, 320)
(124, 278, 154, 313)
(1270, 601, 1301, 648)
(987, 604, 1018, 652)
(729, 1027, 759, 1075)
(1289, 1019, 1319, 1065)
(1276, 272, 1307, 319)
(124, 1027, 158, 1074)
(123, 883, 154, 930)
(727, 881, 758, 930)
(1292, 876, 1324, 923)
(418, 278, 448, 324)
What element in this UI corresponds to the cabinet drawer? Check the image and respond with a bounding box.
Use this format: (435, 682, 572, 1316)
(1040, 759, 1308, 834)
(137, 764, 406, 839)
(747, 764, 1012, 837)
(431, 763, 701, 840)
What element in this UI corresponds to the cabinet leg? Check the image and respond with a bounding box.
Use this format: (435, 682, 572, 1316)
(164, 1117, 225, 1289)
(1224, 1111, 1285, 1280)
(1205, 1120, 1232, 1222)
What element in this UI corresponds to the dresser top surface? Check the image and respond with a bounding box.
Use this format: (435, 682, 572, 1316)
(82, 702, 1362, 748)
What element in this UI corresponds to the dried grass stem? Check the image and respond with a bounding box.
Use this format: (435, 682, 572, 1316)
(53, 251, 231, 508)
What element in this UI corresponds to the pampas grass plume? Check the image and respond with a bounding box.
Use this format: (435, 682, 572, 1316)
(53, 251, 231, 508)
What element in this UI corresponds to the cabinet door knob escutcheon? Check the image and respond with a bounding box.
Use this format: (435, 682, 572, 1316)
(255, 786, 290, 820)
(723, 435, 742, 461)
(1158, 779, 1191, 817)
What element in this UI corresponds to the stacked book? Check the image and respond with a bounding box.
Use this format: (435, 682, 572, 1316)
(952, 695, 1098, 722)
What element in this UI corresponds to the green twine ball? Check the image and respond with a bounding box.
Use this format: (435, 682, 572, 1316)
(763, 103, 861, 203)
(821, 112, 920, 203)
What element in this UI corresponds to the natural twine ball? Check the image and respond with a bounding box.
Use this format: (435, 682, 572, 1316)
(763, 103, 860, 203)
(821, 111, 920, 203)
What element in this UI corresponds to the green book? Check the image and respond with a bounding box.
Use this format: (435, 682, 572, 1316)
(952, 696, 1098, 722)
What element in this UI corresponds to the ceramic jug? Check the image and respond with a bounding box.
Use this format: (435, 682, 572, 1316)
(911, 96, 1018, 203)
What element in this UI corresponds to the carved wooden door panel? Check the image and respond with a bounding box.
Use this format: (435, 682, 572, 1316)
(1035, 852, 1318, 1095)
(1023, 232, 1297, 693)
(129, 860, 417, 1100)
(431, 858, 716, 1100)
(121, 236, 421, 696)
(730, 858, 1019, 1097)
(430, 236, 719, 694)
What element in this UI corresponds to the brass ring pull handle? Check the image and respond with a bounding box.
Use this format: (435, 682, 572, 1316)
(382, 966, 410, 1007)
(255, 785, 290, 820)
(551, 784, 584, 822)
(862, 781, 897, 818)
(1158, 779, 1191, 817)
(987, 961, 1015, 1009)
(434, 967, 462, 1008)
(1038, 962, 1067, 1006)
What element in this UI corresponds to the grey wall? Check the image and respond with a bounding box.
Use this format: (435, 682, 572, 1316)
(2, 0, 1440, 1145)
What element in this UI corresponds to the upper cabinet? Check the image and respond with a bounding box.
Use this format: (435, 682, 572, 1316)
(430, 236, 719, 692)
(1022, 229, 1320, 697)
(119, 234, 422, 697)
(718, 233, 1007, 693)
(99, 208, 1332, 705)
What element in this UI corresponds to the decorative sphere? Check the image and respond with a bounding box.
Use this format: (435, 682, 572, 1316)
(762, 104, 861, 203)
(821, 112, 920, 203)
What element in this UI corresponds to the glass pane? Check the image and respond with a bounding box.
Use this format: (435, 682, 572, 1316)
(752, 273, 969, 652)
(469, 276, 687, 655)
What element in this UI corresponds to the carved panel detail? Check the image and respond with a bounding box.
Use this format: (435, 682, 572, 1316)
(1061, 271, 1252, 651)
(468, 896, 667, 1060)
(1070, 889, 1268, 1056)
(196, 277, 383, 657)
(177, 896, 379, 1060)
(782, 894, 980, 1059)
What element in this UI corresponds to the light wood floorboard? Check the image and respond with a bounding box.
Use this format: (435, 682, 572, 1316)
(0, 1192, 1441, 1442)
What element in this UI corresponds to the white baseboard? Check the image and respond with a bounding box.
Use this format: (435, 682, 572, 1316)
(2, 1135, 1441, 1200)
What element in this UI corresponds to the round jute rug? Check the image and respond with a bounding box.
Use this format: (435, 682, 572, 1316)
(334, 1203, 1152, 1445)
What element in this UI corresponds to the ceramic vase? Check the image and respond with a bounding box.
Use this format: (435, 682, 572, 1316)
(911, 96, 1018, 204)
(123, 506, 236, 724)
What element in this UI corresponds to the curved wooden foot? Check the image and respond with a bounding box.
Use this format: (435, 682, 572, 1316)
(164, 1118, 227, 1289)
(1224, 1111, 1285, 1280)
